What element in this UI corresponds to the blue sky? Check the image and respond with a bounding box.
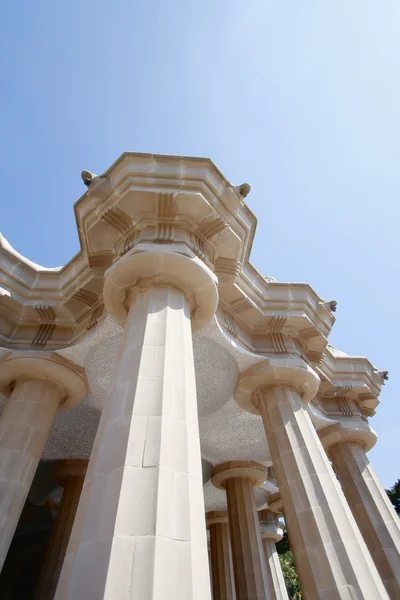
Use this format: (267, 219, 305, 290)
(1, 1, 399, 487)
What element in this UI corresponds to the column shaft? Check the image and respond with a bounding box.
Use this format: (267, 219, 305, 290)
(209, 521, 235, 600)
(225, 477, 268, 600)
(55, 286, 211, 600)
(259, 386, 389, 600)
(330, 442, 400, 599)
(35, 461, 87, 600)
(0, 378, 62, 571)
(262, 538, 289, 600)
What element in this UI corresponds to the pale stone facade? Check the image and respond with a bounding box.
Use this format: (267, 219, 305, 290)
(0, 153, 398, 599)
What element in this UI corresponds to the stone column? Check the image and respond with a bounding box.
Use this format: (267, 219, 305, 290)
(206, 511, 235, 600)
(35, 460, 88, 600)
(258, 509, 289, 600)
(235, 357, 390, 600)
(0, 352, 87, 573)
(320, 425, 400, 600)
(212, 461, 268, 600)
(56, 248, 218, 600)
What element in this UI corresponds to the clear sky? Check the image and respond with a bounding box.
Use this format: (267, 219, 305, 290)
(1, 1, 399, 487)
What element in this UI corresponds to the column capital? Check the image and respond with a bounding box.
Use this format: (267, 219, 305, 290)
(0, 351, 88, 409)
(206, 511, 229, 527)
(258, 509, 283, 542)
(103, 244, 218, 331)
(235, 356, 320, 415)
(211, 460, 267, 490)
(268, 492, 284, 515)
(319, 421, 377, 454)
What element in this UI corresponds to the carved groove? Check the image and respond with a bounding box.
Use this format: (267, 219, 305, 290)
(307, 350, 324, 364)
(35, 305, 56, 321)
(73, 289, 99, 307)
(337, 396, 353, 417)
(198, 215, 227, 240)
(298, 327, 318, 341)
(156, 193, 177, 218)
(32, 324, 56, 345)
(214, 258, 241, 278)
(155, 223, 175, 243)
(189, 234, 206, 260)
(87, 304, 104, 330)
(224, 311, 237, 336)
(101, 207, 132, 234)
(230, 297, 254, 314)
(269, 315, 287, 332)
(270, 332, 287, 354)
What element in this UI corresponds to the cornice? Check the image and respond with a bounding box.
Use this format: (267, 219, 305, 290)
(0, 152, 338, 359)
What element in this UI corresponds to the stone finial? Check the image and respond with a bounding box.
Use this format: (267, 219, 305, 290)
(319, 300, 337, 312)
(233, 183, 251, 198)
(81, 170, 97, 187)
(239, 183, 251, 198)
(374, 369, 389, 382)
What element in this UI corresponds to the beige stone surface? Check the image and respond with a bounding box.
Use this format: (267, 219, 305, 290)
(258, 385, 389, 600)
(0, 378, 63, 572)
(56, 285, 212, 600)
(258, 510, 289, 600)
(212, 461, 269, 600)
(327, 440, 400, 599)
(206, 511, 235, 600)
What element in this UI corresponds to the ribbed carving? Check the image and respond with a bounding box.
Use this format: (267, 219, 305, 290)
(101, 207, 132, 234)
(209, 522, 235, 600)
(88, 252, 113, 269)
(73, 289, 98, 307)
(35, 305, 56, 321)
(214, 258, 241, 280)
(32, 323, 56, 345)
(269, 315, 287, 332)
(298, 327, 318, 341)
(270, 332, 287, 354)
(225, 477, 268, 599)
(155, 223, 175, 243)
(224, 311, 237, 337)
(307, 350, 324, 364)
(337, 396, 353, 417)
(156, 193, 177, 218)
(230, 297, 254, 314)
(198, 215, 227, 240)
(87, 304, 104, 330)
(189, 233, 206, 260)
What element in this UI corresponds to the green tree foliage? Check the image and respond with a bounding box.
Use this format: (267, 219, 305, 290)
(386, 479, 400, 515)
(279, 551, 302, 600)
(276, 523, 302, 599)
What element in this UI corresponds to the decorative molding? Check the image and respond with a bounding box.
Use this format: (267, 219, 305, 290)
(224, 311, 237, 336)
(298, 327, 319, 342)
(307, 350, 324, 364)
(156, 193, 177, 218)
(189, 233, 206, 261)
(269, 332, 287, 354)
(155, 223, 175, 243)
(230, 297, 254, 314)
(87, 304, 104, 330)
(269, 315, 287, 332)
(35, 305, 56, 321)
(198, 215, 227, 240)
(32, 323, 56, 346)
(101, 207, 132, 234)
(73, 289, 99, 308)
(337, 396, 353, 417)
(214, 258, 241, 280)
